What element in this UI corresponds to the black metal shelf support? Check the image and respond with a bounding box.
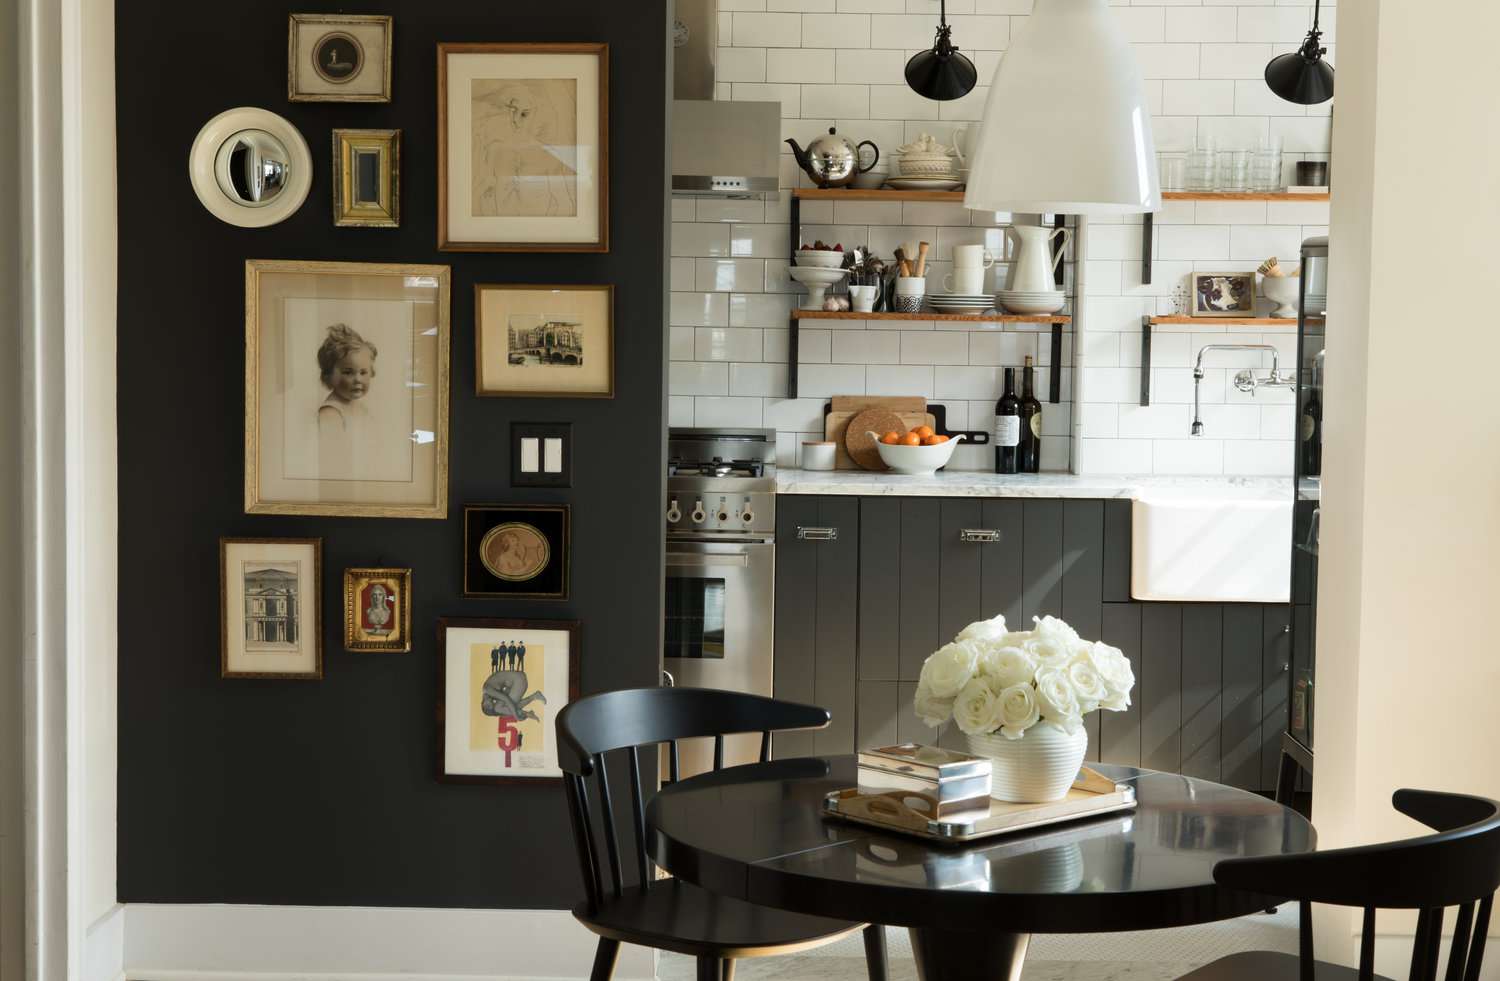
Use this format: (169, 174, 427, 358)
(788, 194, 801, 398)
(1141, 213, 1154, 286)
(1139, 316, 1152, 406)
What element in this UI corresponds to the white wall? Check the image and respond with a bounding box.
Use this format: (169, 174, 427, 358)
(668, 0, 1332, 475)
(1313, 0, 1500, 971)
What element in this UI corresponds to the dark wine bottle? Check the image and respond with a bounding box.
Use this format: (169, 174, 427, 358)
(1019, 355, 1042, 474)
(994, 367, 1020, 474)
(1301, 388, 1322, 477)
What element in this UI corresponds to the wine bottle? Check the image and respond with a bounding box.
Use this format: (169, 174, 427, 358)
(994, 367, 1020, 474)
(1019, 355, 1042, 474)
(1301, 358, 1322, 477)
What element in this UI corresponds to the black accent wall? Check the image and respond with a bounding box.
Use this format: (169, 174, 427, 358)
(116, 3, 668, 908)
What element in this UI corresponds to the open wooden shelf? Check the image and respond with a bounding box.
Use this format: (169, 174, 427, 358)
(793, 309, 1069, 324)
(1147, 316, 1302, 326)
(792, 187, 966, 203)
(1162, 191, 1330, 202)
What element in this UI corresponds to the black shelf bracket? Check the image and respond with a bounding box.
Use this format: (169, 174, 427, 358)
(1141, 212, 1154, 286)
(1139, 316, 1152, 406)
(1049, 324, 1062, 404)
(788, 194, 802, 399)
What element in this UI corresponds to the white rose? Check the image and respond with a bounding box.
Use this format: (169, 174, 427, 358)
(997, 630, 1036, 647)
(953, 678, 1003, 735)
(956, 613, 1008, 646)
(976, 645, 1037, 689)
(1090, 642, 1135, 711)
(995, 683, 1041, 740)
(1033, 615, 1081, 646)
(918, 640, 982, 698)
(1025, 633, 1074, 670)
(1066, 652, 1108, 714)
(913, 682, 955, 728)
(1035, 668, 1083, 733)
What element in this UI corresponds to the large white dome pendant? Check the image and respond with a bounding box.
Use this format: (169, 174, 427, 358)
(963, 0, 1159, 216)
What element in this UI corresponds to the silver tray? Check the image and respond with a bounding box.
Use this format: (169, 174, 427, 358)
(823, 767, 1136, 843)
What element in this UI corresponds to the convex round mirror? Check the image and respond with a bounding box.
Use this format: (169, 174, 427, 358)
(189, 108, 311, 227)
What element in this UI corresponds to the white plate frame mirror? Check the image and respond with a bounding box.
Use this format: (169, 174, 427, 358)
(189, 107, 312, 228)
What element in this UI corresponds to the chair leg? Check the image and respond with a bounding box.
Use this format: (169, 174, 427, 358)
(696, 955, 723, 981)
(590, 938, 621, 981)
(863, 925, 889, 981)
(1276, 749, 1300, 808)
(722, 959, 737, 981)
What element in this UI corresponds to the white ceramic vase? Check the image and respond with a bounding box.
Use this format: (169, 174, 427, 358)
(966, 722, 1088, 803)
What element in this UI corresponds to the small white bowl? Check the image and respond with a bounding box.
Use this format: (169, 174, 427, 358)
(996, 292, 1068, 315)
(788, 266, 849, 286)
(795, 249, 847, 269)
(866, 432, 966, 476)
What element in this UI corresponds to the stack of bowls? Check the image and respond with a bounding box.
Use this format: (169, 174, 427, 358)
(995, 290, 1067, 315)
(790, 250, 849, 309)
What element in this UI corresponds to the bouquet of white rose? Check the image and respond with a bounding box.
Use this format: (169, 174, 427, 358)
(914, 614, 1135, 740)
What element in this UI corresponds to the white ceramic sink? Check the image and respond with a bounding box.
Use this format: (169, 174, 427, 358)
(1131, 489, 1292, 603)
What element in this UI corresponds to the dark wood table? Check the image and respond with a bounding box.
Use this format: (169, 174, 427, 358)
(646, 756, 1315, 981)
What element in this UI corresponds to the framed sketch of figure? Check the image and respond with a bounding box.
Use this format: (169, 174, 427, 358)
(221, 537, 322, 679)
(245, 260, 451, 519)
(437, 42, 609, 252)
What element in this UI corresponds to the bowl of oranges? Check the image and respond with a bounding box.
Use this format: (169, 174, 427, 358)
(865, 426, 966, 475)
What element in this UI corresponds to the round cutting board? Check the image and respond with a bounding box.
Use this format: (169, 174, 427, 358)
(845, 408, 904, 471)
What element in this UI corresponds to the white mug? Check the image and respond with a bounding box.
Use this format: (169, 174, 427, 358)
(952, 244, 996, 270)
(944, 268, 986, 294)
(848, 284, 877, 313)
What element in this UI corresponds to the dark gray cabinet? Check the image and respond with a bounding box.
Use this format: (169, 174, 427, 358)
(775, 494, 1293, 791)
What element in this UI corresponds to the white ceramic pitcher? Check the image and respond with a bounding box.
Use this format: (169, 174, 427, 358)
(1005, 221, 1070, 292)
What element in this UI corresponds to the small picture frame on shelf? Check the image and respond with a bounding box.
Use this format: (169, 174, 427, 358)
(221, 537, 322, 679)
(332, 129, 400, 227)
(288, 14, 392, 103)
(1190, 272, 1256, 318)
(463, 504, 570, 599)
(343, 567, 412, 653)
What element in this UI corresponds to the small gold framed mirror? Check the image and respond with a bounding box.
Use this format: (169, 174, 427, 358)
(332, 129, 400, 227)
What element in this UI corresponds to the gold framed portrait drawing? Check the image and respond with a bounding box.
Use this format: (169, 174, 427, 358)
(333, 129, 400, 227)
(221, 538, 322, 679)
(288, 14, 393, 103)
(475, 284, 613, 398)
(438, 42, 609, 252)
(245, 259, 451, 518)
(344, 567, 412, 653)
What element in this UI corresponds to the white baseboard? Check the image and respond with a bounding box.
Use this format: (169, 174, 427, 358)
(122, 905, 656, 981)
(83, 904, 126, 981)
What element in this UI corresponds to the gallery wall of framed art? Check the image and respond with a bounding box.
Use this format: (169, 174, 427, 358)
(114, 0, 669, 913)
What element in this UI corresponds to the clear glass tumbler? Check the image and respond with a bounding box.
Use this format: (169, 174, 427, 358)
(1185, 148, 1217, 192)
(1217, 150, 1251, 191)
(1251, 149, 1284, 192)
(1157, 152, 1187, 192)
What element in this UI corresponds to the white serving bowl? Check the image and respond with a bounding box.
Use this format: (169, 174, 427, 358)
(866, 432, 966, 476)
(996, 291, 1068, 315)
(795, 249, 847, 269)
(1261, 275, 1301, 318)
(789, 266, 848, 286)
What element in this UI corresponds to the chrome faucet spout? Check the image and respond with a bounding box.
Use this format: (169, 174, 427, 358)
(1189, 343, 1290, 435)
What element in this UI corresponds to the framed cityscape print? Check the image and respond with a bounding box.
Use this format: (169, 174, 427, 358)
(437, 42, 609, 252)
(344, 567, 412, 653)
(245, 260, 451, 519)
(437, 617, 579, 784)
(288, 14, 393, 103)
(474, 284, 613, 398)
(332, 129, 400, 227)
(463, 504, 569, 600)
(221, 537, 322, 679)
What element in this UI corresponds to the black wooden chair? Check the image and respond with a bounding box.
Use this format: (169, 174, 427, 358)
(556, 687, 888, 981)
(1178, 789, 1500, 981)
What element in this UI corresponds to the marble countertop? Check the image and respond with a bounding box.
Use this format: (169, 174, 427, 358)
(775, 469, 1292, 500)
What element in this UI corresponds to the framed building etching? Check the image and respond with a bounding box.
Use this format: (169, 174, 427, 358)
(474, 284, 613, 398)
(221, 537, 322, 679)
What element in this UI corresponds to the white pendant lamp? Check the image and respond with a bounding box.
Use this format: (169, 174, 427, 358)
(963, 0, 1159, 216)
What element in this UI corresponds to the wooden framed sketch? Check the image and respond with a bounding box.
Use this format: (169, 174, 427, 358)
(437, 43, 609, 252)
(463, 504, 569, 599)
(475, 284, 613, 398)
(344, 567, 412, 652)
(332, 129, 400, 227)
(221, 538, 322, 679)
(1191, 271, 1256, 317)
(437, 617, 580, 784)
(245, 259, 451, 519)
(288, 14, 393, 103)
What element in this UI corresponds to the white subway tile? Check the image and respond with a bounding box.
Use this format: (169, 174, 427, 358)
(731, 82, 802, 116)
(1260, 404, 1296, 440)
(1237, 6, 1320, 43)
(715, 46, 768, 82)
(1222, 440, 1294, 475)
(1165, 7, 1237, 42)
(671, 292, 730, 327)
(764, 328, 791, 363)
(733, 11, 803, 46)
(1152, 365, 1223, 404)
(975, 0, 1031, 13)
(798, 362, 868, 397)
(767, 47, 836, 83)
(869, 13, 936, 46)
(695, 396, 766, 427)
(670, 326, 696, 361)
(801, 83, 871, 118)
(831, 200, 905, 224)
(835, 47, 905, 83)
(1196, 114, 1270, 149)
(673, 222, 733, 257)
(730, 362, 790, 397)
(670, 257, 697, 292)
(723, 0, 768, 11)
(765, 259, 794, 293)
(697, 197, 765, 223)
(730, 293, 795, 327)
(1081, 438, 1153, 475)
(1080, 367, 1138, 403)
(866, 364, 936, 397)
(904, 201, 978, 226)
(730, 223, 791, 258)
(798, 328, 832, 363)
(669, 396, 695, 428)
(671, 361, 730, 396)
(803, 12, 872, 47)
(1269, 117, 1333, 152)
(901, 330, 970, 365)
(696, 327, 765, 362)
(837, 0, 905, 10)
(769, 0, 836, 11)
(931, 399, 969, 430)
(720, 11, 734, 45)
(1158, 225, 1230, 260)
(764, 397, 827, 432)
(833, 330, 901, 364)
(946, 15, 1011, 48)
(1084, 260, 1124, 296)
(1080, 403, 1119, 438)
(869, 84, 941, 119)
(1118, 403, 1192, 438)
(1151, 115, 1200, 153)
(671, 198, 697, 222)
(1152, 438, 1225, 474)
(1194, 199, 1267, 225)
(1083, 296, 1154, 331)
(1111, 6, 1165, 42)
(1266, 199, 1331, 224)
(697, 258, 768, 292)
(1078, 330, 1119, 368)
(934, 365, 1005, 400)
(1196, 403, 1263, 439)
(969, 330, 1039, 366)
(1230, 225, 1303, 261)
(1133, 44, 1202, 79)
(1199, 43, 1276, 79)
(938, 85, 990, 121)
(1233, 79, 1306, 116)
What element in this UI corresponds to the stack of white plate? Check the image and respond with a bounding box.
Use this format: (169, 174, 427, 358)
(995, 290, 1067, 315)
(886, 176, 963, 191)
(927, 293, 994, 314)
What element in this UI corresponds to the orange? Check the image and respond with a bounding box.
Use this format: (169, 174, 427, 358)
(923, 433, 948, 445)
(912, 425, 935, 439)
(880, 430, 901, 445)
(900, 432, 922, 446)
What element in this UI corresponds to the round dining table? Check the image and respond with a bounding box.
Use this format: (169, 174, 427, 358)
(646, 755, 1315, 981)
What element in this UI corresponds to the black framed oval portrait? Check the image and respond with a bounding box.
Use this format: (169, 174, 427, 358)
(464, 505, 569, 599)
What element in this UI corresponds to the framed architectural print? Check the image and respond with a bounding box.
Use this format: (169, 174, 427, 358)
(344, 567, 412, 653)
(437, 42, 609, 252)
(437, 617, 579, 784)
(1191, 271, 1256, 317)
(332, 129, 400, 227)
(288, 14, 393, 102)
(463, 504, 569, 599)
(221, 538, 322, 679)
(475, 284, 613, 398)
(245, 260, 451, 519)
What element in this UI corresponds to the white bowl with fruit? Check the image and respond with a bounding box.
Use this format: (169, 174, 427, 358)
(795, 241, 848, 269)
(866, 428, 966, 476)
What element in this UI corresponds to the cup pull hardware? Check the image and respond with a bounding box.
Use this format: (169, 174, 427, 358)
(797, 526, 838, 541)
(960, 529, 1000, 543)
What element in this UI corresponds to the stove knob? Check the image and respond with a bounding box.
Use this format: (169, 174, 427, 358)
(665, 499, 682, 524)
(690, 500, 706, 524)
(740, 505, 755, 523)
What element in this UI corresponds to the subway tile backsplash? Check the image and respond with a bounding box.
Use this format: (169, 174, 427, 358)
(669, 1, 1333, 476)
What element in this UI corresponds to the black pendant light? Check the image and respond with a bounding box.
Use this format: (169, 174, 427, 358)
(1264, 0, 1334, 105)
(904, 0, 977, 102)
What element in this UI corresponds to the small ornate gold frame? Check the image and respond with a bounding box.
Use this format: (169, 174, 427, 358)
(332, 129, 400, 227)
(344, 567, 413, 653)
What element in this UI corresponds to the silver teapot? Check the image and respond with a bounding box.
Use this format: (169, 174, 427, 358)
(785, 127, 880, 189)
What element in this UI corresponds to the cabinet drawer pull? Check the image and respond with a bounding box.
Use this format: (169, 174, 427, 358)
(797, 526, 839, 541)
(960, 529, 1000, 543)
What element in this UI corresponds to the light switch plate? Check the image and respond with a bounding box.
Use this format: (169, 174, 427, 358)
(510, 422, 572, 487)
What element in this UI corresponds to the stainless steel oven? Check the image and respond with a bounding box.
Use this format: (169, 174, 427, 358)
(663, 429, 776, 776)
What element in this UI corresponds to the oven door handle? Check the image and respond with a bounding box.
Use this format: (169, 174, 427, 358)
(666, 552, 750, 568)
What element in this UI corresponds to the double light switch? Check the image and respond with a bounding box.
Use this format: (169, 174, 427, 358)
(511, 422, 572, 487)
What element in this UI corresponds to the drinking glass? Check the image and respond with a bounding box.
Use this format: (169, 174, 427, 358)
(1217, 150, 1250, 191)
(1157, 152, 1187, 192)
(1251, 149, 1284, 192)
(1185, 149, 1217, 192)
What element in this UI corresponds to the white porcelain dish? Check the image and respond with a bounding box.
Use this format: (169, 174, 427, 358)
(795, 249, 847, 269)
(886, 178, 963, 191)
(789, 266, 849, 286)
(866, 431, 966, 476)
(996, 291, 1067, 314)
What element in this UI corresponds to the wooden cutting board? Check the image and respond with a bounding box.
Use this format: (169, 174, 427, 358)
(823, 395, 935, 470)
(845, 408, 904, 471)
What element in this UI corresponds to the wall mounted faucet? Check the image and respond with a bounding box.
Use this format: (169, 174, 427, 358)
(1191, 344, 1296, 435)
